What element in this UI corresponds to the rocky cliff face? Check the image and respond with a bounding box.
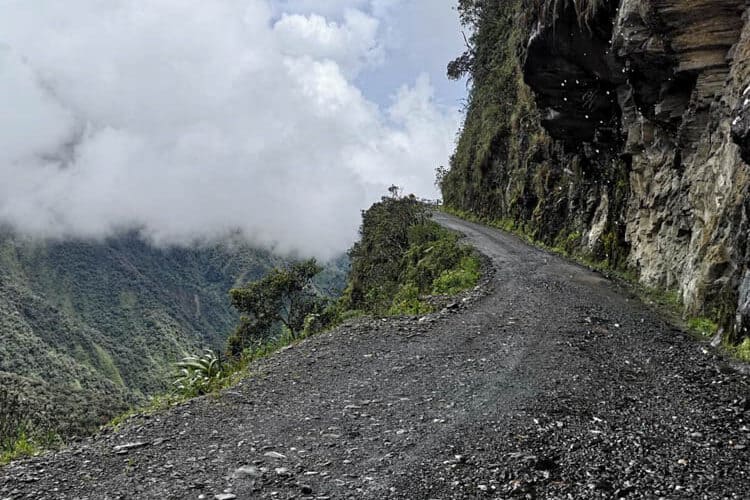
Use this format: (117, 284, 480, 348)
(442, 0, 750, 340)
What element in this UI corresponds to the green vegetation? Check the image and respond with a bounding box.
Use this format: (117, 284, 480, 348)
(729, 338, 750, 362)
(341, 195, 480, 317)
(0, 230, 348, 442)
(442, 0, 542, 220)
(103, 256, 347, 436)
(432, 256, 481, 295)
(137, 196, 481, 423)
(172, 349, 226, 397)
(0, 388, 59, 465)
(227, 259, 325, 356)
(687, 317, 720, 338)
(0, 233, 278, 437)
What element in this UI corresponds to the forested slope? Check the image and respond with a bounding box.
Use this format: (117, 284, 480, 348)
(0, 233, 283, 435)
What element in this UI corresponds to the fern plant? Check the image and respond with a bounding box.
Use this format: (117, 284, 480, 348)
(172, 349, 224, 397)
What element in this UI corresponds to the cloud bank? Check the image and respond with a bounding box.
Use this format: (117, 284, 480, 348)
(0, 0, 462, 258)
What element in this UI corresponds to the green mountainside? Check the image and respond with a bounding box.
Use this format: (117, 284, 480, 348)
(0, 233, 345, 436)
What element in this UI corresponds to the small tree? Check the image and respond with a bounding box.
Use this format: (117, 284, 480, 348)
(227, 259, 323, 356)
(434, 165, 449, 191)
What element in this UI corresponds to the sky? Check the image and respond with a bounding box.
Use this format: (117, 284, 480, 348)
(0, 0, 467, 258)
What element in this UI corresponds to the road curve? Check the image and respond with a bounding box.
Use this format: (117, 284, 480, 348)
(2, 213, 749, 499)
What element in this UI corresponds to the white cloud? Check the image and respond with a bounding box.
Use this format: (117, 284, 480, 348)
(0, 0, 461, 259)
(272, 0, 369, 18)
(274, 9, 383, 77)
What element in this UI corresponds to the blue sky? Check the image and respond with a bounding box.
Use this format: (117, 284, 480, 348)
(269, 1, 468, 108)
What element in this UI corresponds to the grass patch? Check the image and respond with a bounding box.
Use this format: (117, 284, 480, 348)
(432, 256, 481, 295)
(388, 283, 434, 316)
(729, 338, 750, 362)
(0, 431, 40, 466)
(687, 317, 719, 338)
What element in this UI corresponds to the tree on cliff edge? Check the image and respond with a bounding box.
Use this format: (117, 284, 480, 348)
(227, 259, 323, 356)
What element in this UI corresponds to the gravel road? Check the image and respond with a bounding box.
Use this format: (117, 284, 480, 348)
(2, 213, 749, 499)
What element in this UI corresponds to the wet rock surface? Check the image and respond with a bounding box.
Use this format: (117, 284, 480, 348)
(2, 213, 749, 499)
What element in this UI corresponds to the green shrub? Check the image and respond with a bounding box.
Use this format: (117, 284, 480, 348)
(227, 259, 324, 356)
(0, 431, 38, 465)
(172, 349, 225, 397)
(433, 256, 481, 294)
(688, 317, 719, 337)
(734, 338, 750, 361)
(343, 195, 431, 315)
(388, 283, 433, 316)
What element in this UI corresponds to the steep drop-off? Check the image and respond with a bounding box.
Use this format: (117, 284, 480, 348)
(0, 234, 283, 435)
(442, 0, 750, 342)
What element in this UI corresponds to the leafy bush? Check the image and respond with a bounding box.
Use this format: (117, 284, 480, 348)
(388, 283, 433, 316)
(172, 349, 225, 397)
(433, 256, 481, 294)
(343, 195, 431, 314)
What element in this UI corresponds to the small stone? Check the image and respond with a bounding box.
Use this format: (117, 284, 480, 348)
(113, 442, 148, 454)
(214, 495, 237, 500)
(263, 451, 287, 460)
(275, 467, 289, 476)
(233, 465, 261, 479)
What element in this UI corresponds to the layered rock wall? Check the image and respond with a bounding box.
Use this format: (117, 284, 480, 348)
(528, 0, 750, 336)
(443, 0, 750, 339)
